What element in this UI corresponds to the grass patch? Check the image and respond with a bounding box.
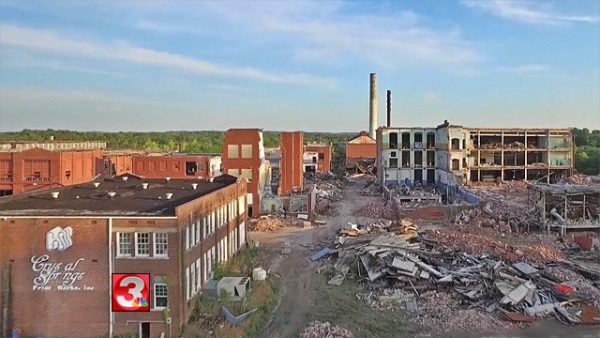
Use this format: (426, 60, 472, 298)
(184, 247, 280, 337)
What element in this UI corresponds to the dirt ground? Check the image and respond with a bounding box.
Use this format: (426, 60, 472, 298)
(249, 183, 600, 338)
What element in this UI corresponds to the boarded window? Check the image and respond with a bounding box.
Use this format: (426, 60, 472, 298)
(241, 144, 253, 158)
(228, 144, 239, 159)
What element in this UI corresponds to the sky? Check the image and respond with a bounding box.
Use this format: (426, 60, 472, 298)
(0, 0, 599, 132)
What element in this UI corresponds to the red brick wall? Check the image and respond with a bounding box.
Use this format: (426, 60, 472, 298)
(222, 129, 262, 216)
(346, 143, 377, 164)
(279, 132, 304, 195)
(132, 156, 212, 180)
(305, 144, 333, 173)
(0, 218, 110, 337)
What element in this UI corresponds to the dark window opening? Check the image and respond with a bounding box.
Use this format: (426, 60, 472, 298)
(402, 151, 411, 167)
(185, 162, 198, 176)
(318, 153, 325, 160)
(312, 156, 317, 163)
(463, 158, 468, 169)
(451, 138, 460, 150)
(389, 132, 398, 149)
(426, 151, 435, 166)
(452, 159, 460, 170)
(414, 151, 423, 166)
(426, 133, 436, 148)
(401, 133, 410, 149)
(65, 170, 71, 179)
(389, 158, 398, 168)
(390, 151, 397, 158)
(414, 169, 423, 184)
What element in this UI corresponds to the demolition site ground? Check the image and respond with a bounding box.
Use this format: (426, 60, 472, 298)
(248, 179, 600, 338)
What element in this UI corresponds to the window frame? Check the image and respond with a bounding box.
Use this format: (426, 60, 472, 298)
(153, 232, 168, 258)
(135, 232, 151, 257)
(116, 232, 132, 257)
(153, 283, 168, 310)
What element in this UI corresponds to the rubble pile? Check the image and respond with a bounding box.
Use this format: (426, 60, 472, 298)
(566, 174, 593, 185)
(247, 217, 294, 232)
(300, 321, 354, 338)
(318, 224, 600, 330)
(315, 182, 343, 201)
(353, 200, 398, 219)
(314, 199, 339, 217)
(426, 230, 564, 263)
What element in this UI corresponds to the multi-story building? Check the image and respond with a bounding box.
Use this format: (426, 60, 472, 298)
(304, 143, 333, 174)
(0, 174, 247, 338)
(0, 140, 106, 152)
(377, 121, 574, 187)
(345, 131, 377, 170)
(132, 154, 222, 180)
(222, 129, 271, 217)
(0, 148, 102, 196)
(279, 132, 304, 196)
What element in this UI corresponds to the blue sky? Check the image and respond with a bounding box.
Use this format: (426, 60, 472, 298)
(0, 0, 598, 132)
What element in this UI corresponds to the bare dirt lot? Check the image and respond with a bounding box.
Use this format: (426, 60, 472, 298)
(249, 182, 600, 338)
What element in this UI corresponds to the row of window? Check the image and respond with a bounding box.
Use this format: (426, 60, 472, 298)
(117, 232, 168, 258)
(227, 144, 253, 159)
(185, 197, 246, 251)
(226, 168, 253, 182)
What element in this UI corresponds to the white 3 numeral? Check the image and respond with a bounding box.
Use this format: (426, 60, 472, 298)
(116, 276, 145, 307)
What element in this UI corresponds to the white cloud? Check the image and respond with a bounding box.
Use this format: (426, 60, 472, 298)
(0, 24, 335, 87)
(134, 2, 482, 71)
(462, 0, 599, 25)
(499, 64, 549, 74)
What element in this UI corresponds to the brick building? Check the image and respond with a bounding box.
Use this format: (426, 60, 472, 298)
(132, 155, 222, 180)
(345, 131, 377, 170)
(0, 174, 247, 338)
(0, 148, 102, 196)
(304, 143, 333, 174)
(279, 132, 304, 196)
(222, 129, 271, 217)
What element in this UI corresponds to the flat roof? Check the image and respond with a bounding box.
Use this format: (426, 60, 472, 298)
(0, 174, 238, 217)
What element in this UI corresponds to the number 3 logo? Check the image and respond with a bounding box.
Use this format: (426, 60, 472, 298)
(112, 273, 150, 312)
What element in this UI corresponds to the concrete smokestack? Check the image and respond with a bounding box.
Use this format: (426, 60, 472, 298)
(369, 73, 377, 139)
(386, 90, 391, 127)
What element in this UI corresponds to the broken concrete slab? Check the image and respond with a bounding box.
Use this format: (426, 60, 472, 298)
(513, 262, 539, 276)
(501, 280, 536, 306)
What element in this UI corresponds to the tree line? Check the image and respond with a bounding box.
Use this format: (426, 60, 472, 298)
(574, 128, 600, 175)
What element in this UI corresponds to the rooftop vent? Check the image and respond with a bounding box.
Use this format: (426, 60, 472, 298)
(107, 191, 117, 198)
(122, 176, 129, 182)
(142, 182, 149, 190)
(165, 192, 173, 200)
(51, 191, 60, 199)
(208, 177, 214, 182)
(191, 183, 198, 190)
(93, 182, 100, 188)
(165, 177, 171, 182)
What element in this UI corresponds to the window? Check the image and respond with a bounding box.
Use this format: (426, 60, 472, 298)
(241, 168, 253, 182)
(195, 220, 201, 244)
(186, 267, 190, 300)
(154, 283, 168, 309)
(390, 151, 396, 158)
(452, 159, 460, 170)
(185, 162, 198, 176)
(117, 233, 132, 257)
(227, 169, 239, 177)
(389, 132, 398, 149)
(185, 227, 190, 250)
(196, 258, 201, 291)
(190, 263, 196, 296)
(227, 144, 239, 159)
(241, 144, 253, 158)
(389, 158, 398, 168)
(135, 233, 150, 256)
(318, 153, 325, 160)
(154, 233, 168, 257)
(65, 170, 71, 179)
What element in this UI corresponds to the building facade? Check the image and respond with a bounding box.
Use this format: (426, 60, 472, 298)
(222, 129, 271, 217)
(345, 131, 377, 170)
(0, 148, 102, 196)
(279, 132, 304, 196)
(0, 174, 247, 338)
(377, 121, 575, 187)
(304, 143, 333, 174)
(132, 155, 222, 180)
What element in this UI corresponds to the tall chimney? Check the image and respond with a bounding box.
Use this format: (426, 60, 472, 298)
(369, 73, 377, 139)
(386, 90, 392, 127)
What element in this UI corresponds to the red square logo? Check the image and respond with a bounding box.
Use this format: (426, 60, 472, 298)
(112, 273, 151, 312)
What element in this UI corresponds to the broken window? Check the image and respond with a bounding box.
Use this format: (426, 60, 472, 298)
(401, 133, 410, 149)
(241, 144, 253, 158)
(401, 151, 410, 167)
(185, 162, 198, 176)
(426, 132, 435, 148)
(414, 151, 423, 166)
(451, 138, 460, 150)
(414, 133, 423, 149)
(452, 159, 460, 170)
(390, 151, 396, 158)
(318, 153, 325, 160)
(389, 158, 398, 168)
(426, 151, 435, 166)
(389, 132, 398, 149)
(312, 156, 317, 163)
(228, 144, 239, 159)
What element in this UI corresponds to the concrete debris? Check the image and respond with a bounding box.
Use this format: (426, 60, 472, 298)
(325, 219, 600, 329)
(300, 321, 354, 338)
(281, 241, 292, 255)
(353, 200, 399, 219)
(252, 268, 267, 281)
(248, 216, 298, 232)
